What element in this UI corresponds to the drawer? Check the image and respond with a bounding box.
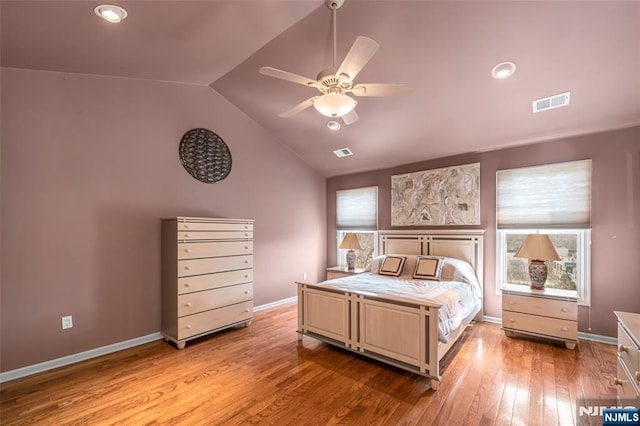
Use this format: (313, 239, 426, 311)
(178, 221, 253, 232)
(178, 283, 253, 316)
(327, 271, 348, 280)
(617, 358, 640, 402)
(618, 324, 640, 384)
(177, 301, 253, 340)
(178, 270, 253, 294)
(502, 311, 577, 340)
(503, 293, 576, 321)
(177, 230, 253, 241)
(178, 241, 253, 259)
(178, 255, 252, 277)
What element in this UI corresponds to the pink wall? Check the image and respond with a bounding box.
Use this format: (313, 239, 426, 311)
(1, 68, 327, 372)
(327, 126, 640, 337)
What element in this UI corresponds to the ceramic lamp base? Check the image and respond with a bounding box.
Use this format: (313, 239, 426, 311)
(346, 250, 356, 270)
(528, 259, 548, 290)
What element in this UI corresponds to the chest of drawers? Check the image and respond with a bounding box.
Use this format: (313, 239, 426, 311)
(161, 217, 254, 349)
(502, 284, 578, 349)
(614, 311, 640, 405)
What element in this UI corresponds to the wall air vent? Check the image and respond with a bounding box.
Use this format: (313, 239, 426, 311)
(333, 148, 353, 158)
(532, 91, 571, 113)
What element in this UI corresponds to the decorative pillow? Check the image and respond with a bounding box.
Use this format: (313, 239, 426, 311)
(378, 255, 407, 277)
(413, 256, 444, 280)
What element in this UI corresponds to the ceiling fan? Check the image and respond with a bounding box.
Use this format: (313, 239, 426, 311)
(259, 0, 412, 125)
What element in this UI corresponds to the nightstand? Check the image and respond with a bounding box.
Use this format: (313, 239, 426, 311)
(326, 266, 366, 280)
(501, 284, 578, 349)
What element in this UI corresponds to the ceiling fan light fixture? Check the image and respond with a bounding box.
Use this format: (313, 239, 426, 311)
(313, 93, 357, 118)
(491, 61, 517, 79)
(94, 4, 128, 23)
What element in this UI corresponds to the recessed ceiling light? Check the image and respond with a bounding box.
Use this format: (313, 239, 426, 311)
(94, 4, 128, 23)
(491, 61, 516, 80)
(327, 120, 341, 131)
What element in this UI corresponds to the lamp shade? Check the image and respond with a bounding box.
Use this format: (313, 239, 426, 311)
(514, 234, 560, 261)
(313, 93, 357, 118)
(339, 233, 362, 250)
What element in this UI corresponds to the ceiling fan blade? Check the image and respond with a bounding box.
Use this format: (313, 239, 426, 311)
(278, 97, 316, 118)
(336, 36, 380, 83)
(259, 67, 318, 88)
(341, 109, 359, 125)
(351, 83, 413, 97)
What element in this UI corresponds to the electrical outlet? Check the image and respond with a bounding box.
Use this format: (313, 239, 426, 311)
(303, 272, 307, 280)
(62, 315, 73, 330)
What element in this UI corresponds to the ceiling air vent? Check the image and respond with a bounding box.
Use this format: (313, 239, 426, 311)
(333, 148, 353, 158)
(532, 91, 571, 113)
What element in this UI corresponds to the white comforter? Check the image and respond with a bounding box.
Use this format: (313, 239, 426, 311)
(316, 272, 480, 343)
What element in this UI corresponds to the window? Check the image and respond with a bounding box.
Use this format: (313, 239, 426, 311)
(496, 160, 592, 305)
(336, 187, 378, 269)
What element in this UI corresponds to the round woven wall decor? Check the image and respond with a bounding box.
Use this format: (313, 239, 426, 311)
(179, 128, 232, 184)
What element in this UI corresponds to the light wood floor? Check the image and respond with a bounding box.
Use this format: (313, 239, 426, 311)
(1, 303, 617, 425)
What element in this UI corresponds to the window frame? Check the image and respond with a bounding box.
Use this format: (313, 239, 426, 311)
(496, 228, 591, 305)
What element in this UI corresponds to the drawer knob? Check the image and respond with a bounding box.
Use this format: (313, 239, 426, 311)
(184, 283, 191, 288)
(244, 275, 249, 278)
(244, 233, 249, 237)
(185, 303, 192, 307)
(508, 301, 515, 305)
(244, 260, 249, 264)
(244, 226, 248, 229)
(184, 233, 190, 238)
(244, 309, 250, 313)
(561, 327, 568, 332)
(184, 225, 190, 229)
(618, 344, 628, 353)
(186, 325, 191, 329)
(185, 249, 191, 253)
(185, 266, 191, 271)
(244, 246, 249, 250)
(509, 319, 515, 323)
(561, 308, 568, 313)
(244, 290, 249, 294)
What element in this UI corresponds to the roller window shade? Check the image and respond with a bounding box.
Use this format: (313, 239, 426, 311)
(336, 186, 378, 230)
(497, 159, 592, 229)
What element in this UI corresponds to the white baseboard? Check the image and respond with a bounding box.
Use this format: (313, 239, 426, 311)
(254, 296, 297, 312)
(0, 296, 300, 384)
(482, 316, 616, 345)
(2, 297, 613, 383)
(0, 332, 163, 383)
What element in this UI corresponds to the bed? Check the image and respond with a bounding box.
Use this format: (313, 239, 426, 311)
(296, 230, 485, 390)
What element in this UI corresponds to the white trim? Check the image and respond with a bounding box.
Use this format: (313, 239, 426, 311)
(483, 315, 502, 324)
(253, 296, 297, 312)
(578, 331, 617, 345)
(1, 297, 300, 383)
(0, 332, 163, 383)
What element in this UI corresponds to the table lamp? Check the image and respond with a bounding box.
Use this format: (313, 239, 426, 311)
(515, 234, 561, 290)
(339, 233, 361, 270)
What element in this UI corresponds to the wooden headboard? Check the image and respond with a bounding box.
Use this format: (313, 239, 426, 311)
(379, 229, 485, 288)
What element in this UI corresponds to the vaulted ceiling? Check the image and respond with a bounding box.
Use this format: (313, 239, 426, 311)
(3, 1, 639, 177)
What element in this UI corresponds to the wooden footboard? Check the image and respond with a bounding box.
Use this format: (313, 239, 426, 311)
(297, 282, 479, 389)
